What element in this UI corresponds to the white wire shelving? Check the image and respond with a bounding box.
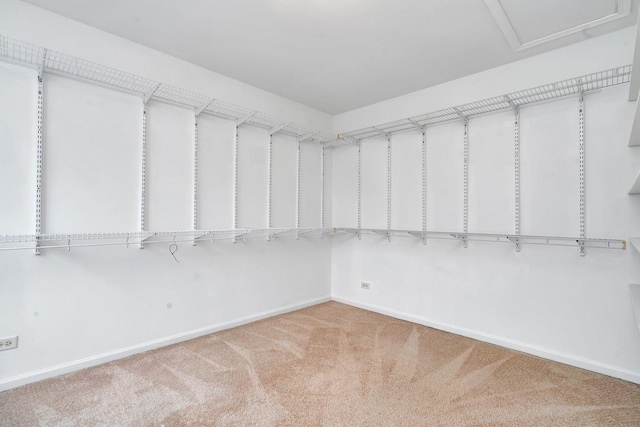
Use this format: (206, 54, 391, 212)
(333, 66, 631, 256)
(2, 228, 623, 252)
(337, 66, 632, 142)
(0, 228, 336, 252)
(0, 34, 341, 255)
(336, 228, 626, 251)
(0, 34, 340, 146)
(0, 33, 631, 256)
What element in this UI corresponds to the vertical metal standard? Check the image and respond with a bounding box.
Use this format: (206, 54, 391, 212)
(233, 124, 239, 242)
(231, 113, 255, 243)
(463, 117, 469, 248)
(387, 135, 392, 242)
(321, 145, 325, 235)
(579, 94, 586, 256)
(35, 69, 44, 255)
(357, 140, 362, 239)
(514, 107, 521, 252)
(293, 131, 318, 239)
(191, 100, 212, 246)
(296, 138, 301, 239)
(192, 113, 199, 245)
(268, 133, 273, 239)
(266, 122, 287, 241)
(422, 129, 427, 245)
(139, 84, 158, 249)
(139, 102, 148, 249)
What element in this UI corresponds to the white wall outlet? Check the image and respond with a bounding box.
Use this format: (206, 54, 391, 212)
(361, 281, 371, 290)
(0, 336, 18, 351)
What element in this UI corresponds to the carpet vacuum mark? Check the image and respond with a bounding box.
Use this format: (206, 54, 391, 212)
(1, 302, 639, 426)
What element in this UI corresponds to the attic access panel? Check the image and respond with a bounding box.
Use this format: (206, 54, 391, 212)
(485, 0, 631, 50)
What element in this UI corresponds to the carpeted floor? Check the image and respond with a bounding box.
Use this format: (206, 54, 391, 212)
(1, 302, 639, 426)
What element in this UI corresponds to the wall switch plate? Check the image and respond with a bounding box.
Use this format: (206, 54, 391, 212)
(361, 281, 371, 290)
(0, 336, 18, 351)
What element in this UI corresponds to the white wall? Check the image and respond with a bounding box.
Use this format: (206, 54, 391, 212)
(0, 2, 332, 391)
(332, 27, 640, 383)
(0, 0, 332, 132)
(333, 26, 637, 134)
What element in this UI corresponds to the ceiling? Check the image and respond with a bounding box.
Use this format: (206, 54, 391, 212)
(21, 0, 638, 114)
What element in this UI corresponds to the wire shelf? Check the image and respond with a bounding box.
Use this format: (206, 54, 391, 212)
(337, 228, 626, 250)
(46, 53, 159, 95)
(0, 34, 334, 145)
(0, 228, 336, 251)
(0, 35, 45, 68)
(339, 66, 632, 142)
(153, 84, 212, 109)
(0, 227, 623, 252)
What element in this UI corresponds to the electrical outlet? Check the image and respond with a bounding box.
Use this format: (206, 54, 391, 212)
(0, 336, 18, 351)
(361, 281, 371, 290)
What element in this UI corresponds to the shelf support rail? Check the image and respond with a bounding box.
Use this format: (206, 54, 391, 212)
(387, 134, 392, 242)
(296, 131, 319, 240)
(408, 119, 428, 245)
(192, 99, 214, 245)
(357, 140, 362, 240)
(34, 50, 45, 255)
(578, 83, 586, 256)
(321, 143, 325, 236)
(372, 127, 393, 242)
(505, 94, 521, 252)
(267, 122, 290, 240)
(233, 112, 256, 243)
(462, 114, 469, 248)
(139, 85, 159, 249)
(422, 128, 427, 245)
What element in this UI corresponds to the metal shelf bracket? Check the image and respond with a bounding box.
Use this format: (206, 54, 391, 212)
(298, 131, 320, 142)
(194, 99, 215, 117)
(269, 122, 290, 136)
(142, 83, 161, 105)
(236, 112, 256, 127)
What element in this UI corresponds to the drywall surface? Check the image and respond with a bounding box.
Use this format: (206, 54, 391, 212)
(0, 0, 332, 132)
(333, 26, 636, 134)
(0, 4, 332, 390)
(332, 31, 640, 382)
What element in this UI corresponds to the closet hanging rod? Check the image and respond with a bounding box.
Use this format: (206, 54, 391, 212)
(338, 65, 632, 142)
(0, 228, 336, 251)
(0, 228, 335, 243)
(0, 34, 337, 146)
(0, 232, 331, 252)
(337, 228, 626, 250)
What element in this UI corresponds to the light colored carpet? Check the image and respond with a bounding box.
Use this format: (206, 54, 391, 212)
(1, 302, 639, 426)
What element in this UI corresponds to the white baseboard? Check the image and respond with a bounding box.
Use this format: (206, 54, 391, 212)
(0, 296, 331, 392)
(4, 294, 638, 392)
(332, 296, 640, 385)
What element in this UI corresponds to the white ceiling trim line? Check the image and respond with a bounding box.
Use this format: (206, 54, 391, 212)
(484, 0, 632, 51)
